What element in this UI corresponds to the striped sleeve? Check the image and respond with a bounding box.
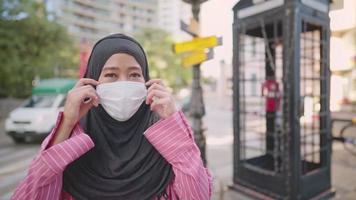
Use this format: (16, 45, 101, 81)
(144, 111, 213, 200)
(11, 112, 94, 200)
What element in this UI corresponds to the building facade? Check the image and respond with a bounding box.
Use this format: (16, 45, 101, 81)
(45, 0, 191, 44)
(329, 0, 356, 111)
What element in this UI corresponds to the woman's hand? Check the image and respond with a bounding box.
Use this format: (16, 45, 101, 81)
(63, 78, 100, 129)
(146, 79, 177, 119)
(50, 78, 99, 146)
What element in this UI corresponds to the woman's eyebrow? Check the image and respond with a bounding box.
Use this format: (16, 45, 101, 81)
(127, 66, 142, 71)
(102, 66, 119, 71)
(103, 66, 141, 71)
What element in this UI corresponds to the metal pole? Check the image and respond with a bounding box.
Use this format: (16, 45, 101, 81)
(189, 1, 207, 165)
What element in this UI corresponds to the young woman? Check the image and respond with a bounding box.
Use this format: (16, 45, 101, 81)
(11, 34, 212, 200)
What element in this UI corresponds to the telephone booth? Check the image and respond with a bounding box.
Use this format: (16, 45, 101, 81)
(232, 0, 333, 199)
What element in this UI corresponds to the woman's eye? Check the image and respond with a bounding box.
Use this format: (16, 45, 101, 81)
(105, 73, 117, 78)
(130, 73, 141, 78)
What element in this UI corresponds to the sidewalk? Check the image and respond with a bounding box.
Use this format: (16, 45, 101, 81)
(203, 92, 253, 200)
(202, 92, 356, 200)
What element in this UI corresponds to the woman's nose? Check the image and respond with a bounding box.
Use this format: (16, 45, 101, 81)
(117, 75, 128, 82)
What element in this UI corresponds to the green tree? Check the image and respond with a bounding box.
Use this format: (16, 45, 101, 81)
(134, 28, 191, 92)
(0, 0, 79, 98)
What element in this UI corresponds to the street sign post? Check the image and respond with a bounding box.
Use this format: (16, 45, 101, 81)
(173, 36, 221, 54)
(181, 48, 214, 68)
(180, 19, 200, 37)
(175, 0, 217, 165)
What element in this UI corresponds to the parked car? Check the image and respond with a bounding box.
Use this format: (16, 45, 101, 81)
(5, 78, 76, 143)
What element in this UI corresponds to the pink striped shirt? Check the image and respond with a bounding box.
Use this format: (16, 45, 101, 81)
(11, 111, 212, 200)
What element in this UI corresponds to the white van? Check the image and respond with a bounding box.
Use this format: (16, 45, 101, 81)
(5, 78, 76, 143)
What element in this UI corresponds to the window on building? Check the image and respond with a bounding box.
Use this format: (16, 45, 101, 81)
(331, 0, 343, 10)
(252, 37, 256, 56)
(251, 73, 257, 96)
(77, 25, 97, 34)
(74, 13, 95, 22)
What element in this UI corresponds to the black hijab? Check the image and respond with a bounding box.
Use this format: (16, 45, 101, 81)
(62, 34, 174, 200)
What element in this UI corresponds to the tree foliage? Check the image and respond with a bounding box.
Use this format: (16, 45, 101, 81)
(134, 28, 191, 92)
(0, 0, 79, 98)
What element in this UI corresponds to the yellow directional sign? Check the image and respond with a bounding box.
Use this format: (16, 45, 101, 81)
(182, 49, 207, 68)
(352, 117, 356, 124)
(174, 36, 219, 54)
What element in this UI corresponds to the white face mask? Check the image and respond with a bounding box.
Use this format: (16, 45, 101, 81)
(96, 81, 147, 121)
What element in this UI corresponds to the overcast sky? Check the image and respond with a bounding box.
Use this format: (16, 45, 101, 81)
(200, 0, 239, 78)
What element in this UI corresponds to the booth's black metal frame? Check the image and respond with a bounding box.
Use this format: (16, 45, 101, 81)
(232, 1, 334, 199)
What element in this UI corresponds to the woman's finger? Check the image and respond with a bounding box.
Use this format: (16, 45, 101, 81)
(146, 89, 168, 105)
(77, 85, 97, 94)
(79, 88, 99, 106)
(76, 84, 96, 92)
(74, 78, 99, 88)
(69, 85, 99, 105)
(150, 98, 169, 111)
(147, 83, 167, 94)
(145, 79, 164, 87)
(146, 89, 169, 104)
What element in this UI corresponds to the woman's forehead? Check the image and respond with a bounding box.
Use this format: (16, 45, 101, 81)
(102, 66, 142, 72)
(102, 53, 142, 71)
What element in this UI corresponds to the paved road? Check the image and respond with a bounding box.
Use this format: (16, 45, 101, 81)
(0, 134, 39, 199)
